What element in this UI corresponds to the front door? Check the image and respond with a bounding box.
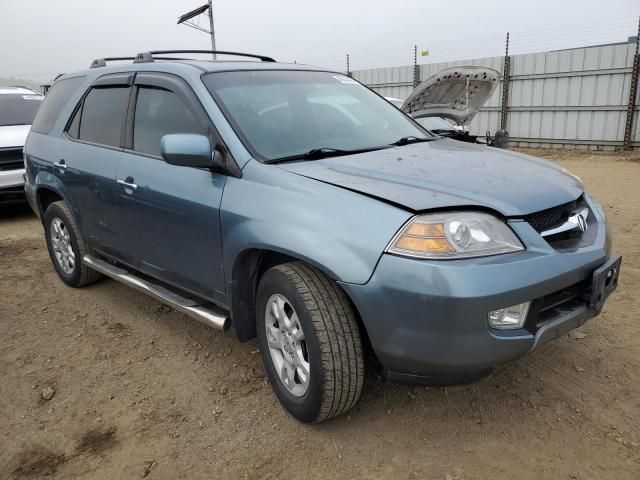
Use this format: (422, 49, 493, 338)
(115, 73, 227, 302)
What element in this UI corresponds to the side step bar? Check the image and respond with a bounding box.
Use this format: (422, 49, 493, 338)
(83, 255, 230, 331)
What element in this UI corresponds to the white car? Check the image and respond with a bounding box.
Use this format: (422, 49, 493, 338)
(0, 87, 43, 204)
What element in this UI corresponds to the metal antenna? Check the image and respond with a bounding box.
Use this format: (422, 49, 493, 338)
(346, 54, 351, 77)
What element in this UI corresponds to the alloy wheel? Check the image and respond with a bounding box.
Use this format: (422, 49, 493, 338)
(264, 293, 310, 397)
(50, 217, 75, 274)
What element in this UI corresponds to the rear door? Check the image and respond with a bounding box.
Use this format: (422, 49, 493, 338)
(115, 72, 227, 302)
(62, 74, 131, 257)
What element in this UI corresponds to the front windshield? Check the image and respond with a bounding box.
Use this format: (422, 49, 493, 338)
(203, 70, 432, 161)
(0, 93, 43, 127)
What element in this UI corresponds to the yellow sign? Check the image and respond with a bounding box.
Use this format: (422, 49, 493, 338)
(421, 50, 429, 57)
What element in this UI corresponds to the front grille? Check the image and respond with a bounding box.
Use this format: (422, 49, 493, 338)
(524, 198, 579, 233)
(0, 185, 26, 203)
(524, 279, 591, 333)
(0, 148, 24, 171)
(523, 195, 596, 250)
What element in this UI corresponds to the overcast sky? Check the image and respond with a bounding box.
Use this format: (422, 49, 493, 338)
(1, 0, 639, 82)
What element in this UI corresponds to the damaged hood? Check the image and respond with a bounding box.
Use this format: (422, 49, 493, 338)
(401, 66, 500, 125)
(278, 140, 583, 216)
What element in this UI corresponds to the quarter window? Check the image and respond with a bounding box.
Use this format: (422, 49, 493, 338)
(133, 87, 204, 157)
(77, 87, 130, 147)
(67, 103, 81, 139)
(31, 76, 85, 134)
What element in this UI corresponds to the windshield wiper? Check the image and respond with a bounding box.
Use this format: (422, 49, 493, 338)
(267, 146, 388, 163)
(390, 136, 434, 146)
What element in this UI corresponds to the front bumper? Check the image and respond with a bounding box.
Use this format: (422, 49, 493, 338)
(0, 168, 25, 189)
(341, 196, 617, 380)
(0, 169, 26, 203)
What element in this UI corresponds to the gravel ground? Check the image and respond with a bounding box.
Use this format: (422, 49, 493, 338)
(1, 149, 639, 479)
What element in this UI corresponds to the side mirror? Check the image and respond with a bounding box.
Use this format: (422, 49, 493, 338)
(161, 134, 221, 169)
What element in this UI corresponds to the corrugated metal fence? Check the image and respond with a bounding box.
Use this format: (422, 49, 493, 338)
(352, 42, 640, 150)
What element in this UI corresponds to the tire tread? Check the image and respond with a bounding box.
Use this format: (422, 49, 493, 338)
(273, 262, 364, 422)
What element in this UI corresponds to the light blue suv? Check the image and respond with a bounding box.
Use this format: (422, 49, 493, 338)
(24, 50, 621, 422)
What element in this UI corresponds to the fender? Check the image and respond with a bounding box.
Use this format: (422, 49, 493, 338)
(220, 159, 411, 342)
(34, 172, 70, 207)
(221, 159, 411, 288)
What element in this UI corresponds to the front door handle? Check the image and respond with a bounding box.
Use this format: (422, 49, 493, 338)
(53, 159, 67, 170)
(117, 179, 138, 190)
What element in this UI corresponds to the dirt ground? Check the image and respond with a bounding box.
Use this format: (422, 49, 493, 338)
(1, 149, 639, 480)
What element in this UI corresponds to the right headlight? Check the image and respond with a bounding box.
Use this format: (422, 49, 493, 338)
(387, 211, 524, 259)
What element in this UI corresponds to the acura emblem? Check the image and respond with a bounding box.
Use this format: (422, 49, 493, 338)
(576, 213, 588, 232)
(569, 210, 588, 233)
(540, 207, 589, 238)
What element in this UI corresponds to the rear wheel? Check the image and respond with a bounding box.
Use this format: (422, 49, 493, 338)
(256, 262, 364, 422)
(43, 201, 102, 287)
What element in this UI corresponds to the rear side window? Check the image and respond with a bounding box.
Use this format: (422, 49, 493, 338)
(76, 86, 130, 147)
(133, 87, 204, 157)
(31, 76, 85, 134)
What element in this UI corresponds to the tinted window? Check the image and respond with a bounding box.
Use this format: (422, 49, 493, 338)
(0, 94, 43, 127)
(78, 87, 129, 147)
(31, 76, 85, 134)
(203, 70, 432, 161)
(133, 87, 204, 157)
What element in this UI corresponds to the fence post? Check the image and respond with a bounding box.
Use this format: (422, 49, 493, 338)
(413, 45, 420, 88)
(500, 32, 511, 132)
(623, 18, 640, 150)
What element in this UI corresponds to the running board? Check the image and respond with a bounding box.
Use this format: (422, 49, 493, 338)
(83, 255, 230, 331)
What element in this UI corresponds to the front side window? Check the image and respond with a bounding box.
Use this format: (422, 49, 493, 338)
(77, 86, 130, 147)
(203, 70, 432, 161)
(133, 87, 205, 157)
(31, 76, 85, 134)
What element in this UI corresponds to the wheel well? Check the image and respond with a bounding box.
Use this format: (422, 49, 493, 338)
(230, 249, 371, 349)
(231, 249, 295, 342)
(37, 188, 64, 217)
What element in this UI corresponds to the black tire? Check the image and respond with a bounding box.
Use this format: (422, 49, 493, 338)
(43, 201, 102, 287)
(256, 262, 364, 423)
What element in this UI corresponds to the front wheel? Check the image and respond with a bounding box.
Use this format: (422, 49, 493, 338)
(256, 262, 364, 423)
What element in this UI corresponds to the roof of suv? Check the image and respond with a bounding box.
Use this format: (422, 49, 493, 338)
(75, 59, 330, 75)
(170, 60, 331, 73)
(57, 59, 336, 86)
(59, 51, 335, 82)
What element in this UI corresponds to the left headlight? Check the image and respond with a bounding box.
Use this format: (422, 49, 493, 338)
(387, 211, 524, 259)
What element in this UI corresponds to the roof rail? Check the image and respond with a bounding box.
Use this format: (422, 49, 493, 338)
(133, 50, 276, 63)
(90, 57, 136, 69)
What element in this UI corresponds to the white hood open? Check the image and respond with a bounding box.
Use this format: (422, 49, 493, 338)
(401, 66, 501, 125)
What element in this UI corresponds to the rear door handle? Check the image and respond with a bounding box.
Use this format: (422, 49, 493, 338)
(53, 159, 67, 170)
(117, 179, 138, 190)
